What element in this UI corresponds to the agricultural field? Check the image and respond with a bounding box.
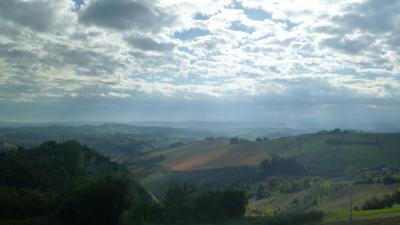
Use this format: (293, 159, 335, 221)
(123, 131, 400, 225)
(127, 132, 400, 174)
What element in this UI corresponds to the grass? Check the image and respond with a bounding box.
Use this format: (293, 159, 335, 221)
(127, 132, 400, 173)
(324, 206, 400, 223)
(130, 133, 400, 173)
(324, 216, 400, 225)
(149, 138, 268, 171)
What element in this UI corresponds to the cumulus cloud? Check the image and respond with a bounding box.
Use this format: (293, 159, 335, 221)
(0, 0, 399, 123)
(0, 0, 75, 32)
(125, 36, 174, 52)
(78, 0, 176, 32)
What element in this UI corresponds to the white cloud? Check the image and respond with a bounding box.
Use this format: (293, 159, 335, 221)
(0, 0, 399, 121)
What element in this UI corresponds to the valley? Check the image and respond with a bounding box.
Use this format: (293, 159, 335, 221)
(2, 124, 400, 224)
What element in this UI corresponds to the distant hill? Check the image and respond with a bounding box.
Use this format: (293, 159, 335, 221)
(0, 124, 210, 157)
(131, 132, 400, 174)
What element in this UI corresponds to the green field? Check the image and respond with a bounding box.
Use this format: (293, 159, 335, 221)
(130, 132, 400, 174)
(324, 207, 400, 224)
(123, 131, 400, 225)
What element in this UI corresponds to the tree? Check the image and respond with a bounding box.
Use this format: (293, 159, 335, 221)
(57, 175, 132, 225)
(193, 189, 247, 223)
(260, 154, 306, 176)
(230, 137, 240, 144)
(162, 182, 195, 225)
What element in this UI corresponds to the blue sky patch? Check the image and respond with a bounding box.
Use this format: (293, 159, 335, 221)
(231, 1, 272, 21)
(174, 28, 210, 41)
(230, 21, 255, 33)
(73, 0, 84, 10)
(194, 13, 210, 20)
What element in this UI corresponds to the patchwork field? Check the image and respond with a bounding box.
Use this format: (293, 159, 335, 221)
(124, 131, 400, 224)
(147, 138, 269, 171)
(131, 132, 400, 174)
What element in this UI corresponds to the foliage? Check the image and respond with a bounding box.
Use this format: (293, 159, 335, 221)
(0, 141, 149, 225)
(242, 210, 324, 225)
(163, 182, 196, 224)
(193, 189, 248, 223)
(139, 182, 249, 225)
(0, 188, 55, 220)
(382, 174, 400, 185)
(259, 154, 306, 176)
(362, 190, 400, 210)
(229, 137, 250, 144)
(57, 176, 132, 225)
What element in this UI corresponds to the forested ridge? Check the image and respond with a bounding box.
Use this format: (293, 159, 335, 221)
(0, 141, 253, 225)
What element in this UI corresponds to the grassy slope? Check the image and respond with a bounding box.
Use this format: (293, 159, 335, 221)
(249, 183, 400, 210)
(324, 208, 400, 225)
(148, 138, 269, 171)
(127, 132, 400, 214)
(252, 132, 400, 173)
(134, 132, 400, 173)
(320, 184, 400, 211)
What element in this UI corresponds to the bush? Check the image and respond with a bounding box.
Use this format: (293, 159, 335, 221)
(0, 188, 55, 220)
(159, 183, 248, 224)
(57, 175, 132, 225)
(193, 189, 247, 223)
(382, 175, 400, 185)
(362, 190, 400, 210)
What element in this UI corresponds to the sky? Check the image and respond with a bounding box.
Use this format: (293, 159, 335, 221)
(0, 0, 400, 127)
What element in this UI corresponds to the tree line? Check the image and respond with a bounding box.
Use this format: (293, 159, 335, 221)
(361, 190, 400, 210)
(259, 154, 306, 176)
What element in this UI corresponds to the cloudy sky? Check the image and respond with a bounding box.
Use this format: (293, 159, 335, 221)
(0, 0, 400, 127)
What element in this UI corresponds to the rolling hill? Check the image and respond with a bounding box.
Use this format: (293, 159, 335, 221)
(148, 138, 269, 171)
(131, 132, 400, 174)
(124, 130, 400, 224)
(0, 124, 210, 157)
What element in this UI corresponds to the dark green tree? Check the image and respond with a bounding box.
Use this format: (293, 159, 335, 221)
(57, 175, 132, 225)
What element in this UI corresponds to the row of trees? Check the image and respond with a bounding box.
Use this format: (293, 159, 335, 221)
(130, 183, 248, 225)
(362, 190, 400, 210)
(259, 154, 306, 176)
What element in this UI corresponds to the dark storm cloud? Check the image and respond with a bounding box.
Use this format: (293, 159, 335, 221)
(125, 36, 174, 52)
(0, 0, 60, 32)
(79, 0, 176, 32)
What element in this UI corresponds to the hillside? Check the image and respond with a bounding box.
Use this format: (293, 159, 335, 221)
(0, 141, 153, 225)
(132, 132, 400, 174)
(257, 132, 400, 174)
(147, 138, 269, 171)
